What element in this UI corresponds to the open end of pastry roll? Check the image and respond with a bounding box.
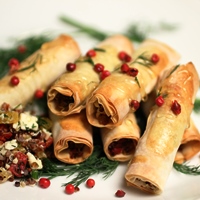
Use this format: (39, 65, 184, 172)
(0, 34, 81, 108)
(47, 34, 134, 116)
(125, 62, 199, 194)
(175, 118, 200, 164)
(86, 39, 180, 128)
(51, 110, 93, 164)
(101, 112, 140, 162)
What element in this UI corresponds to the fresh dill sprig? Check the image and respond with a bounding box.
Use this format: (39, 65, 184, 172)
(173, 162, 200, 175)
(166, 64, 180, 78)
(17, 53, 42, 73)
(125, 21, 178, 43)
(131, 52, 154, 67)
(39, 145, 119, 187)
(0, 35, 51, 79)
(59, 15, 108, 41)
(59, 15, 178, 43)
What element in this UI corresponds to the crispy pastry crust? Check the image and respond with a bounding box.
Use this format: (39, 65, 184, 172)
(86, 39, 180, 128)
(125, 62, 199, 194)
(51, 110, 93, 164)
(47, 34, 134, 116)
(0, 34, 81, 107)
(101, 112, 140, 162)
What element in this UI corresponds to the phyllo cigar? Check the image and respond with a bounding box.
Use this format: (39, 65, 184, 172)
(86, 39, 180, 129)
(175, 118, 200, 164)
(100, 112, 140, 162)
(142, 90, 200, 164)
(50, 110, 93, 164)
(125, 62, 199, 194)
(47, 35, 134, 116)
(0, 34, 81, 107)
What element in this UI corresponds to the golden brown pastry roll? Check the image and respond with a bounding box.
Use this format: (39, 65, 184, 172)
(100, 112, 140, 162)
(47, 34, 134, 116)
(86, 39, 180, 128)
(142, 90, 200, 164)
(51, 110, 93, 164)
(125, 62, 199, 194)
(0, 34, 81, 107)
(175, 118, 200, 164)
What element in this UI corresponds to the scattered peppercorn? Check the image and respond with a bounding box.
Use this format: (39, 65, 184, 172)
(155, 95, 165, 107)
(118, 51, 132, 62)
(100, 70, 111, 80)
(17, 45, 27, 53)
(86, 178, 95, 188)
(66, 63, 76, 72)
(34, 89, 44, 99)
(10, 76, 20, 86)
(86, 49, 96, 57)
(115, 189, 126, 197)
(151, 53, 159, 63)
(130, 100, 140, 110)
(127, 67, 138, 77)
(94, 63, 105, 73)
(121, 63, 130, 73)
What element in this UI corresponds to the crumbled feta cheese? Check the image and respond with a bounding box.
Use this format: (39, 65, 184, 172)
(0, 147, 7, 156)
(13, 112, 38, 131)
(4, 139, 18, 150)
(27, 152, 43, 169)
(42, 128, 52, 140)
(12, 157, 18, 164)
(12, 122, 20, 131)
(5, 164, 10, 169)
(20, 181, 26, 187)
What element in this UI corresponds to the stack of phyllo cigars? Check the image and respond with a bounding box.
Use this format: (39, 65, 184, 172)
(3, 33, 198, 193)
(48, 34, 135, 164)
(0, 32, 199, 193)
(46, 34, 200, 194)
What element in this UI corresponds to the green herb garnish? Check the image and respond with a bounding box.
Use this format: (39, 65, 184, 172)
(125, 21, 178, 43)
(173, 162, 200, 175)
(166, 64, 180, 78)
(194, 98, 200, 113)
(39, 145, 119, 187)
(59, 15, 108, 41)
(131, 52, 154, 67)
(17, 53, 42, 73)
(59, 15, 178, 43)
(0, 35, 51, 79)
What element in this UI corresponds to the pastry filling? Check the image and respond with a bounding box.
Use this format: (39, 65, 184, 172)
(108, 139, 135, 156)
(54, 93, 74, 112)
(94, 103, 111, 125)
(134, 177, 159, 192)
(68, 141, 85, 159)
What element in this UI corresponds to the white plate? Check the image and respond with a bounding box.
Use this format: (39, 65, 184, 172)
(0, 0, 200, 199)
